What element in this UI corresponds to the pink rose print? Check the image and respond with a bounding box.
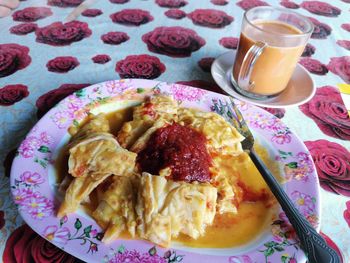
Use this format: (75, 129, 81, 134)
(12, 7, 52, 22)
(40, 132, 53, 144)
(10, 22, 37, 35)
(155, 0, 187, 8)
(237, 0, 269, 10)
(301, 43, 316, 57)
(110, 0, 129, 3)
(46, 56, 79, 73)
(176, 80, 223, 94)
(0, 84, 29, 106)
(291, 190, 315, 216)
(65, 94, 83, 112)
(170, 83, 207, 101)
(13, 188, 34, 204)
(219, 37, 239, 49)
(262, 107, 286, 119)
(101, 32, 129, 45)
(110, 9, 154, 26)
(43, 225, 70, 245)
(187, 9, 233, 28)
(299, 57, 328, 75)
(36, 83, 90, 118)
(47, 0, 83, 7)
(198, 57, 215, 72)
(308, 16, 332, 39)
(164, 9, 186, 19)
(344, 201, 350, 227)
(341, 24, 350, 33)
(271, 131, 292, 144)
(22, 192, 54, 219)
(280, 1, 299, 9)
(18, 136, 41, 158)
(327, 56, 350, 83)
(299, 86, 350, 140)
(20, 171, 45, 185)
(92, 54, 111, 64)
(337, 40, 350, 51)
(105, 80, 131, 94)
(142, 26, 205, 57)
(35, 21, 92, 46)
(211, 0, 228, 6)
(82, 8, 103, 17)
(228, 255, 253, 263)
(300, 1, 341, 17)
(0, 43, 31, 78)
(116, 54, 166, 79)
(52, 111, 73, 129)
(306, 140, 350, 196)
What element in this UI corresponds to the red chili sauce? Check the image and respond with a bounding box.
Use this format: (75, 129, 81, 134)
(137, 123, 212, 183)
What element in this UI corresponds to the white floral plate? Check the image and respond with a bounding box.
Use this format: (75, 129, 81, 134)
(10, 79, 320, 263)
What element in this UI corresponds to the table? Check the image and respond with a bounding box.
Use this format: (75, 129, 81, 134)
(0, 0, 349, 262)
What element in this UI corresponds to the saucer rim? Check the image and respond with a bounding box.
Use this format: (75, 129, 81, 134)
(211, 50, 316, 108)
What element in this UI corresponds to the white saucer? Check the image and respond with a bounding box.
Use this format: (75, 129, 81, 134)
(211, 51, 315, 108)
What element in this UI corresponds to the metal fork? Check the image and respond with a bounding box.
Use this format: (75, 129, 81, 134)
(215, 97, 341, 263)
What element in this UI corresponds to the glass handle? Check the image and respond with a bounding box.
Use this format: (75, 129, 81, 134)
(237, 41, 266, 91)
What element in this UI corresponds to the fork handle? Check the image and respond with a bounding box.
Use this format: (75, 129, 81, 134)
(248, 149, 341, 263)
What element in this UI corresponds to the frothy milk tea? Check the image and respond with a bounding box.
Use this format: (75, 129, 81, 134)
(233, 21, 305, 96)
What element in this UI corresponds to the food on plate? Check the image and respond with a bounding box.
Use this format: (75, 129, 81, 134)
(57, 95, 276, 248)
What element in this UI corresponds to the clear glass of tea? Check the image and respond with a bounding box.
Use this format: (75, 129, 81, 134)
(231, 6, 314, 100)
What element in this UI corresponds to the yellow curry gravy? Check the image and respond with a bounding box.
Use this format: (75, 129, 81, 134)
(55, 108, 280, 249)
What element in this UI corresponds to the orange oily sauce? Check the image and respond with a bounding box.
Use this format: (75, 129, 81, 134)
(175, 145, 278, 248)
(58, 108, 280, 249)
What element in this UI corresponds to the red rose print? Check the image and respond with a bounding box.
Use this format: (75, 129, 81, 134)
(3, 224, 82, 263)
(46, 56, 79, 73)
(211, 0, 228, 5)
(337, 40, 350, 51)
(12, 7, 52, 22)
(36, 83, 90, 118)
(305, 140, 350, 196)
(198, 57, 215, 72)
(156, 0, 187, 8)
(10, 23, 37, 35)
(320, 232, 344, 262)
(308, 16, 332, 39)
(0, 84, 29, 106)
(165, 9, 186, 19)
(327, 56, 350, 83)
(101, 32, 129, 45)
(262, 107, 286, 118)
(110, 9, 154, 26)
(35, 21, 92, 46)
(341, 24, 350, 33)
(299, 57, 328, 75)
(116, 54, 166, 79)
(237, 0, 269, 10)
(176, 80, 223, 94)
(0, 43, 31, 77)
(3, 148, 17, 177)
(344, 201, 350, 228)
(142, 26, 206, 57)
(82, 9, 103, 17)
(301, 1, 341, 17)
(299, 86, 350, 140)
(301, 43, 316, 57)
(219, 37, 239, 49)
(92, 54, 111, 64)
(280, 1, 299, 9)
(47, 0, 83, 7)
(110, 0, 129, 3)
(187, 9, 233, 28)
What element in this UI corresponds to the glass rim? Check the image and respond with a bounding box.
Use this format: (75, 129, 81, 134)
(244, 6, 314, 38)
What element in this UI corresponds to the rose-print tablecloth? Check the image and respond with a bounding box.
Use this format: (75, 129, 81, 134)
(0, 0, 350, 262)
